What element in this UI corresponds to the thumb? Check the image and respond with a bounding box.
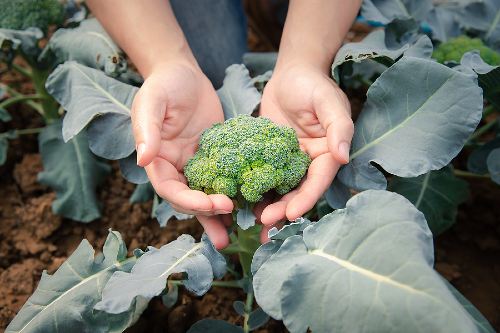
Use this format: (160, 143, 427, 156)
(131, 82, 166, 167)
(314, 85, 354, 164)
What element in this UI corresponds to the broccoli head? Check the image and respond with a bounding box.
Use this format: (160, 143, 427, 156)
(0, 0, 64, 33)
(433, 36, 500, 66)
(184, 115, 311, 203)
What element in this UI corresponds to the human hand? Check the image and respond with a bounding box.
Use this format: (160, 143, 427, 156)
(257, 63, 354, 241)
(132, 62, 233, 248)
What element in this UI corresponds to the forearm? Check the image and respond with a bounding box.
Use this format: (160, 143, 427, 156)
(86, 0, 197, 77)
(276, 0, 361, 73)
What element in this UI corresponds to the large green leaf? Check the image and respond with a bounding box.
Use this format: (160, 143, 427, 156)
(252, 190, 484, 333)
(487, 148, 500, 184)
(332, 30, 432, 82)
(444, 279, 496, 333)
(40, 18, 126, 76)
(38, 121, 110, 222)
(0, 28, 43, 64)
(361, 0, 433, 24)
(456, 0, 500, 51)
(338, 57, 483, 191)
(456, 51, 500, 109)
(389, 168, 469, 235)
(46, 62, 138, 159)
(6, 230, 147, 333)
(217, 64, 261, 120)
(95, 235, 226, 314)
(467, 137, 500, 174)
(154, 200, 192, 227)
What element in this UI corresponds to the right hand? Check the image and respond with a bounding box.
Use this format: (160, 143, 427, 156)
(132, 62, 233, 249)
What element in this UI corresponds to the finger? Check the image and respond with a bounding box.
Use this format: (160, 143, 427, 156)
(260, 221, 285, 244)
(146, 158, 213, 212)
(253, 195, 274, 224)
(285, 153, 340, 221)
(313, 84, 354, 164)
(131, 80, 167, 167)
(207, 194, 234, 214)
(260, 200, 288, 226)
(197, 215, 229, 249)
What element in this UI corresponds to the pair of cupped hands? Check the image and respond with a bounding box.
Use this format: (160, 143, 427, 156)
(133, 60, 354, 249)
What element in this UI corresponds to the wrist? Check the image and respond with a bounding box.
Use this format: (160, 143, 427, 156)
(139, 39, 200, 78)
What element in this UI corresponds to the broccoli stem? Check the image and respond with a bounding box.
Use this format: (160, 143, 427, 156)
(31, 67, 59, 122)
(243, 290, 255, 333)
(237, 224, 261, 278)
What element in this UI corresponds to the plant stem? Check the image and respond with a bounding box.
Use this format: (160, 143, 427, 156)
(467, 120, 498, 143)
(15, 127, 44, 135)
(483, 105, 496, 117)
(0, 94, 47, 109)
(3, 85, 44, 115)
(243, 290, 254, 333)
(11, 63, 32, 78)
(31, 67, 59, 121)
(454, 169, 490, 178)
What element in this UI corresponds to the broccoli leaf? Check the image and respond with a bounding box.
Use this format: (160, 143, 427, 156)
(332, 30, 432, 82)
(187, 319, 243, 333)
(456, 0, 500, 51)
(5, 230, 147, 333)
(0, 27, 43, 63)
(217, 64, 261, 120)
(130, 182, 154, 204)
(458, 51, 500, 109)
(426, 5, 462, 42)
(325, 178, 352, 209)
(388, 167, 469, 235)
(444, 279, 496, 333)
(337, 57, 483, 191)
(248, 308, 270, 331)
(46, 61, 138, 159)
(487, 148, 500, 184)
(94, 234, 226, 314)
(38, 121, 110, 222)
(253, 190, 483, 333)
(154, 200, 193, 227)
(361, 0, 433, 24)
(0, 135, 8, 165)
(40, 18, 126, 76)
(467, 137, 500, 174)
(251, 218, 311, 275)
(118, 152, 148, 184)
(243, 52, 277, 76)
(236, 202, 256, 230)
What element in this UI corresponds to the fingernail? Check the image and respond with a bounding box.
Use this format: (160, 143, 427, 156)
(338, 141, 350, 163)
(136, 143, 145, 165)
(215, 210, 232, 215)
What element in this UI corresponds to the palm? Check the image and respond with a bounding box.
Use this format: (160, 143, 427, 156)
(131, 63, 233, 249)
(258, 65, 353, 230)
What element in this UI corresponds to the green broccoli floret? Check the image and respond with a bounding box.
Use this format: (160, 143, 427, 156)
(184, 115, 311, 203)
(433, 36, 500, 66)
(0, 0, 64, 33)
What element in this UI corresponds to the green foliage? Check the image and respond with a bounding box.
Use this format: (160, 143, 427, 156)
(0, 0, 64, 33)
(184, 115, 311, 203)
(38, 121, 111, 222)
(433, 36, 500, 65)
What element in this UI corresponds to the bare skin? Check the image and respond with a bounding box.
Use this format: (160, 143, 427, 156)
(87, 0, 361, 249)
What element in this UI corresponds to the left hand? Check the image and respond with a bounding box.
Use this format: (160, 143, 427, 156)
(257, 63, 354, 241)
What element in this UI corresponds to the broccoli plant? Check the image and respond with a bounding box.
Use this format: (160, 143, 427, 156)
(5, 0, 500, 332)
(0, 0, 64, 33)
(433, 36, 500, 65)
(0, 6, 136, 222)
